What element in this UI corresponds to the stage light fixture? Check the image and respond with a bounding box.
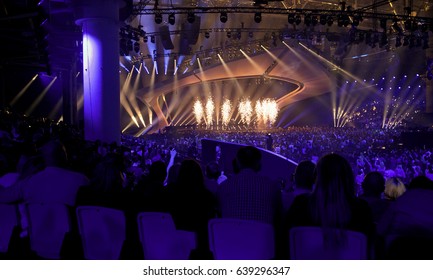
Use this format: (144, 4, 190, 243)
(327, 16, 333, 26)
(295, 14, 301, 25)
(205, 32, 210, 38)
(143, 36, 148, 43)
(403, 36, 409, 46)
(395, 36, 402, 47)
(423, 38, 429, 49)
(254, 12, 261, 23)
(352, 16, 360, 26)
(155, 13, 162, 24)
(304, 14, 311, 26)
(187, 12, 195, 23)
(311, 15, 318, 26)
(127, 40, 133, 51)
(168, 13, 175, 25)
(220, 12, 228, 23)
(227, 31, 231, 38)
(319, 14, 327, 25)
(380, 19, 387, 30)
(134, 41, 140, 53)
(288, 13, 295, 24)
(150, 35, 155, 44)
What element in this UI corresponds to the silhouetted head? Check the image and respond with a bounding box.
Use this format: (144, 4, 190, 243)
(177, 159, 205, 191)
(40, 139, 68, 167)
(312, 153, 355, 229)
(362, 171, 385, 197)
(408, 175, 433, 190)
(91, 157, 125, 192)
(384, 177, 406, 200)
(314, 153, 355, 197)
(148, 160, 167, 185)
(235, 146, 262, 172)
(205, 161, 221, 180)
(294, 160, 316, 190)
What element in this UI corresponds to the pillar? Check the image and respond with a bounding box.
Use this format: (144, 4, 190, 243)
(426, 33, 433, 114)
(74, 0, 124, 143)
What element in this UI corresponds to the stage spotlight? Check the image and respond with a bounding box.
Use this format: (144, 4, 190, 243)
(380, 19, 387, 30)
(119, 38, 127, 55)
(150, 35, 155, 44)
(423, 38, 429, 49)
(288, 13, 295, 24)
(404, 19, 412, 31)
(395, 36, 402, 47)
(155, 13, 162, 24)
(403, 36, 409, 46)
(227, 31, 231, 38)
(143, 36, 148, 43)
(187, 12, 195, 23)
(327, 16, 333, 26)
(254, 12, 261, 23)
(168, 13, 175, 25)
(304, 14, 311, 26)
(416, 37, 422, 48)
(337, 15, 344, 26)
(295, 14, 301, 25)
(134, 41, 140, 53)
(379, 33, 388, 48)
(319, 14, 327, 25)
(352, 16, 360, 26)
(127, 40, 133, 51)
(220, 12, 228, 23)
(311, 15, 318, 26)
(205, 31, 210, 38)
(409, 36, 415, 48)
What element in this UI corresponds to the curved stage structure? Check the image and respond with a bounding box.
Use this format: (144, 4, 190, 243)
(133, 44, 333, 132)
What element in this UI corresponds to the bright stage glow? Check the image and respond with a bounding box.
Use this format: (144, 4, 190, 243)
(221, 99, 232, 126)
(193, 99, 204, 125)
(255, 98, 279, 128)
(205, 98, 215, 126)
(238, 99, 253, 126)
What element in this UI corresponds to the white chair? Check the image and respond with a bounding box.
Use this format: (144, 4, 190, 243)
(26, 203, 71, 259)
(289, 226, 368, 260)
(0, 204, 18, 254)
(208, 218, 275, 260)
(137, 212, 196, 260)
(76, 206, 126, 260)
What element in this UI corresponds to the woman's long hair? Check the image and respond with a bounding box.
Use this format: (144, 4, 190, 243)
(310, 153, 356, 248)
(177, 159, 205, 192)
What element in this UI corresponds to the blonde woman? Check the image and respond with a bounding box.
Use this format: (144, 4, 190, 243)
(384, 177, 406, 200)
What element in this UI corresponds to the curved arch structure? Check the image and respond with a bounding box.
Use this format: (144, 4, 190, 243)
(135, 44, 333, 131)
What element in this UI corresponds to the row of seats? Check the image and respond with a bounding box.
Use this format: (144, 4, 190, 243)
(0, 203, 368, 260)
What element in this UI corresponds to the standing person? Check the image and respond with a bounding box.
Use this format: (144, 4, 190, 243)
(166, 159, 216, 259)
(217, 146, 282, 226)
(286, 153, 374, 248)
(0, 139, 89, 205)
(266, 134, 273, 151)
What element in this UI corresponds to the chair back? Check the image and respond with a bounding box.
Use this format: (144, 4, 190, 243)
(26, 203, 71, 259)
(76, 206, 126, 260)
(208, 218, 275, 260)
(289, 226, 368, 260)
(137, 212, 196, 259)
(0, 204, 18, 253)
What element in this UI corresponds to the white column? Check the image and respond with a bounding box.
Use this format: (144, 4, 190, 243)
(426, 33, 433, 114)
(75, 0, 123, 143)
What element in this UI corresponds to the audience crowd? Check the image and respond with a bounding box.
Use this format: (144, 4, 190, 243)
(1, 109, 433, 259)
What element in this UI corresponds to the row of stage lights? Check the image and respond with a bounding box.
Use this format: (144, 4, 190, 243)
(150, 10, 433, 32)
